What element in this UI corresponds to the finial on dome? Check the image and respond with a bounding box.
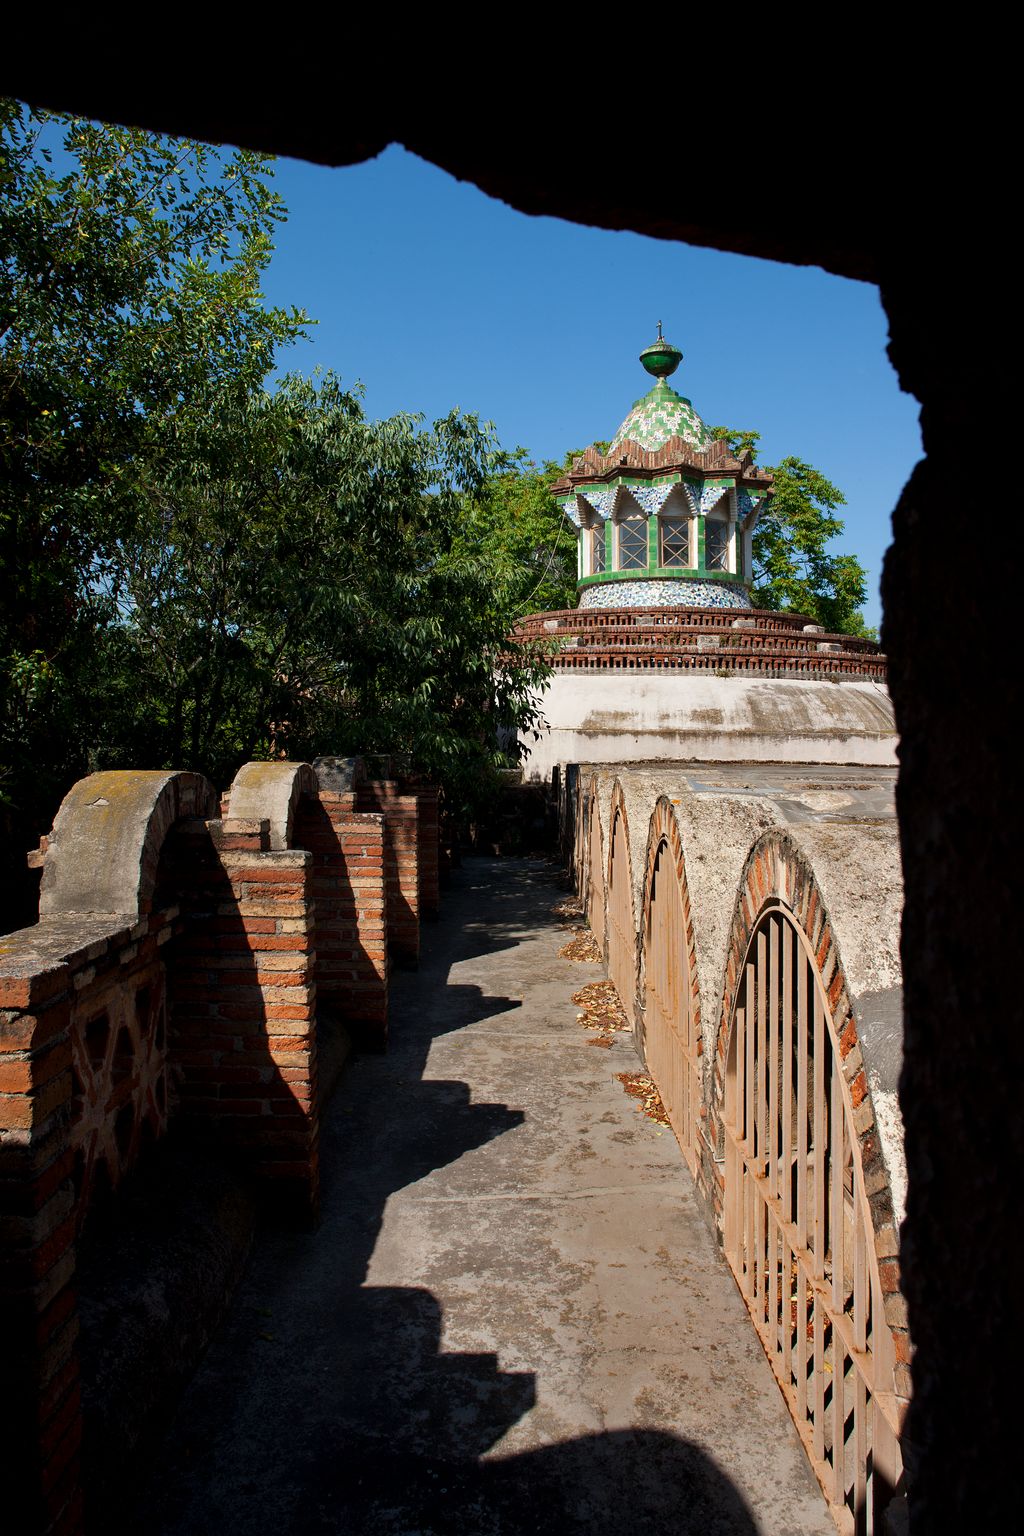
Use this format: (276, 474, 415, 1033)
(639, 324, 683, 380)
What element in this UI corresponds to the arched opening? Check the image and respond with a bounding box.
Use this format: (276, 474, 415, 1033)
(643, 833, 698, 1172)
(606, 799, 636, 1017)
(586, 791, 606, 957)
(723, 901, 902, 1531)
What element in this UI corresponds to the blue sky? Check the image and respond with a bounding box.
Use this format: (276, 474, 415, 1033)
(261, 147, 920, 630)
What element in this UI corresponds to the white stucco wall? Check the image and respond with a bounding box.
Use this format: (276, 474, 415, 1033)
(521, 673, 897, 780)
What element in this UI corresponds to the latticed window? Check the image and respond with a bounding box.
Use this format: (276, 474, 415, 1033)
(660, 516, 690, 568)
(705, 517, 730, 571)
(723, 906, 903, 1530)
(590, 524, 606, 574)
(616, 517, 648, 571)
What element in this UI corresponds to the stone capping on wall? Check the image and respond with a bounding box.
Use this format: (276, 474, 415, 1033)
(706, 829, 909, 1412)
(39, 770, 217, 920)
(227, 762, 318, 851)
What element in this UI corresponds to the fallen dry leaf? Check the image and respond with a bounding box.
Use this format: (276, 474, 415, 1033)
(570, 978, 629, 1047)
(558, 928, 602, 963)
(616, 1071, 671, 1127)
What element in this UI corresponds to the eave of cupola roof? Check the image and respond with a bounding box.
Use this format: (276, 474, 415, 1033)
(551, 436, 773, 495)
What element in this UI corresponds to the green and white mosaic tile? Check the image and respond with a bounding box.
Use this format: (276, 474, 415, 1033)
(608, 378, 712, 456)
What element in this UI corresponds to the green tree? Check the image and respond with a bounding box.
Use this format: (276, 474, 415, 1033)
(0, 101, 306, 854)
(461, 448, 579, 614)
(0, 102, 308, 928)
(710, 427, 875, 637)
(98, 373, 552, 809)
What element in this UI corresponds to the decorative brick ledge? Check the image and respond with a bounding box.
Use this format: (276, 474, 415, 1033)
(511, 606, 886, 680)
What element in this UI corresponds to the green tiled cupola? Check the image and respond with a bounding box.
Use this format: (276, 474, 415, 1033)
(550, 329, 774, 613)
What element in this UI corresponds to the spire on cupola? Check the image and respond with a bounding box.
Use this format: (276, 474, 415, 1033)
(638, 320, 683, 379)
(608, 325, 712, 457)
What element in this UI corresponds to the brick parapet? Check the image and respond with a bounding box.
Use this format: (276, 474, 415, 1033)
(414, 786, 440, 920)
(0, 761, 441, 1531)
(165, 821, 319, 1220)
(356, 781, 423, 966)
(0, 907, 176, 1536)
(292, 794, 389, 1049)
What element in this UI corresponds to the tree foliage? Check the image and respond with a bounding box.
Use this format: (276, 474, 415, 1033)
(0, 100, 306, 831)
(98, 374, 550, 799)
(0, 104, 551, 931)
(710, 427, 874, 636)
(460, 448, 579, 613)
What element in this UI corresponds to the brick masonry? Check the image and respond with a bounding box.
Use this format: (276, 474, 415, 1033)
(0, 911, 176, 1536)
(355, 781, 426, 966)
(292, 793, 389, 1049)
(164, 817, 320, 1219)
(1, 759, 437, 1536)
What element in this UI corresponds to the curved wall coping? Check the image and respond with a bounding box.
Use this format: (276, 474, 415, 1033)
(39, 770, 216, 919)
(571, 760, 906, 1221)
(227, 762, 318, 851)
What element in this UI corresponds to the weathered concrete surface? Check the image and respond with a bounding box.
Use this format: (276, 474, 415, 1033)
(585, 763, 905, 1223)
(524, 674, 897, 780)
(137, 859, 832, 1536)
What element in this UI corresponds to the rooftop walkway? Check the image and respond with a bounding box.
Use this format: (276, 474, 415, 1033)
(142, 858, 833, 1535)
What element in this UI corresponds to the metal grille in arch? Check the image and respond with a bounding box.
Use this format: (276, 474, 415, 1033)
(643, 838, 698, 1171)
(607, 809, 634, 1013)
(723, 903, 902, 1533)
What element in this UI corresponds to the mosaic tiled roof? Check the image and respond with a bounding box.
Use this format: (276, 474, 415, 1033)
(608, 377, 712, 456)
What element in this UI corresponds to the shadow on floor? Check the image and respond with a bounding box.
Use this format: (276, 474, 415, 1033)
(135, 860, 761, 1536)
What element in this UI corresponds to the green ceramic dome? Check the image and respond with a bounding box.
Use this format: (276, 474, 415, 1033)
(609, 376, 712, 456)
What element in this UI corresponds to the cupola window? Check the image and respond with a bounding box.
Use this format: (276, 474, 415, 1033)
(590, 524, 606, 575)
(705, 516, 730, 573)
(659, 515, 690, 569)
(616, 516, 648, 572)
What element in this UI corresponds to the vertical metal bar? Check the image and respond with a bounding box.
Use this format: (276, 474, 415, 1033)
(812, 1294, 825, 1463)
(769, 916, 780, 1202)
(782, 921, 794, 1226)
(782, 1234, 793, 1386)
(813, 987, 826, 1281)
(757, 930, 768, 1173)
(833, 1343, 846, 1510)
(796, 1269, 809, 1425)
(797, 949, 809, 1252)
(831, 1060, 844, 1314)
(855, 1373, 868, 1535)
(854, 1161, 868, 1354)
(745, 961, 756, 1155)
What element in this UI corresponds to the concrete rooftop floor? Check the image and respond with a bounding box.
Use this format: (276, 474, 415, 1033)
(140, 857, 833, 1536)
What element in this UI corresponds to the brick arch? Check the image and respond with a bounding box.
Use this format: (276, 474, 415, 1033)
(606, 782, 638, 1021)
(637, 797, 703, 1173)
(581, 774, 606, 957)
(572, 770, 592, 905)
(710, 830, 905, 1525)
